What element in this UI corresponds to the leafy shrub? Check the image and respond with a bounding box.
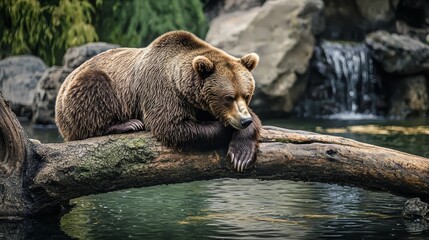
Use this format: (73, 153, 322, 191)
(0, 0, 98, 65)
(94, 0, 208, 48)
(0, 0, 208, 65)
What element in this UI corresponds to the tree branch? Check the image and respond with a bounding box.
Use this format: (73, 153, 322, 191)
(31, 126, 429, 214)
(1, 93, 429, 218)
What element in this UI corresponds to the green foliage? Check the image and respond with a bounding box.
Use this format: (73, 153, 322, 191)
(0, 0, 208, 65)
(0, 0, 98, 65)
(94, 0, 208, 48)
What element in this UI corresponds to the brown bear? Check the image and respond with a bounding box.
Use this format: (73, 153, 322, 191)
(55, 31, 261, 171)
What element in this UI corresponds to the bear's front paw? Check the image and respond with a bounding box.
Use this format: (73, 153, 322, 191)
(227, 137, 257, 172)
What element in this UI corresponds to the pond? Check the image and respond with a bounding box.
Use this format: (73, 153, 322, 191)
(5, 118, 429, 239)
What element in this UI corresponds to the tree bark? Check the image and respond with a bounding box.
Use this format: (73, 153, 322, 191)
(0, 92, 33, 219)
(1, 92, 429, 219)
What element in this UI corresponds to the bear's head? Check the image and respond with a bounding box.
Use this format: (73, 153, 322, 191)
(192, 52, 259, 130)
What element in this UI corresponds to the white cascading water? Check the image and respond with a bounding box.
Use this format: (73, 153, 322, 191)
(300, 41, 380, 119)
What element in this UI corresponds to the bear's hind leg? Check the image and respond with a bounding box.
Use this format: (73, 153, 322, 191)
(105, 119, 144, 134)
(60, 68, 123, 141)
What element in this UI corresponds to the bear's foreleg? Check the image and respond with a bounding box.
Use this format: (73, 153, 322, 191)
(154, 120, 234, 150)
(228, 110, 261, 171)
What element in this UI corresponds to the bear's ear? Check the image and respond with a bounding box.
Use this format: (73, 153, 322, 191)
(240, 53, 259, 71)
(192, 56, 214, 77)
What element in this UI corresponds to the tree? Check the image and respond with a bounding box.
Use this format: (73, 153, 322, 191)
(0, 0, 98, 65)
(93, 0, 208, 48)
(0, 0, 209, 64)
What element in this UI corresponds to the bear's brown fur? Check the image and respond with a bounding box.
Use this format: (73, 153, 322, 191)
(55, 31, 261, 171)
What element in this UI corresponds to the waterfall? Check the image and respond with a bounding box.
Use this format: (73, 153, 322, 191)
(297, 41, 381, 119)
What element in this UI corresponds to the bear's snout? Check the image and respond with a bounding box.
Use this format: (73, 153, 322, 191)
(240, 117, 253, 128)
(226, 99, 253, 130)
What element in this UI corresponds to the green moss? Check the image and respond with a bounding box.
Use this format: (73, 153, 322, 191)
(72, 137, 155, 182)
(123, 137, 147, 149)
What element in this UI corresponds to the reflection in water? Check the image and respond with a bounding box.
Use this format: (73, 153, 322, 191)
(61, 180, 424, 239)
(0, 217, 69, 240)
(1, 119, 428, 239)
(21, 122, 63, 143)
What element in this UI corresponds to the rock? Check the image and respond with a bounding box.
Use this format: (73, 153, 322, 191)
(354, 0, 397, 22)
(0, 55, 47, 118)
(388, 75, 428, 118)
(204, 0, 265, 22)
(221, 0, 265, 14)
(203, 0, 224, 22)
(32, 66, 72, 125)
(320, 0, 429, 41)
(396, 20, 429, 43)
(402, 198, 429, 219)
(403, 219, 429, 234)
(366, 31, 429, 74)
(396, 0, 429, 29)
(322, 0, 399, 41)
(206, 0, 323, 115)
(402, 197, 429, 232)
(63, 42, 119, 69)
(394, 0, 429, 42)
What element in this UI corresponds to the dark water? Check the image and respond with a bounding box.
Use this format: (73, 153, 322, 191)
(4, 119, 429, 239)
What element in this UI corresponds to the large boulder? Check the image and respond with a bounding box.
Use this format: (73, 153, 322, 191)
(32, 66, 72, 125)
(63, 42, 120, 69)
(388, 75, 428, 118)
(206, 0, 324, 115)
(365, 31, 429, 74)
(0, 56, 47, 118)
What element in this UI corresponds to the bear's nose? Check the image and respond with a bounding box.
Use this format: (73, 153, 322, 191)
(240, 117, 253, 128)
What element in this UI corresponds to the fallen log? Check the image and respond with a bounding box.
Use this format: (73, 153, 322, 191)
(1, 92, 429, 219)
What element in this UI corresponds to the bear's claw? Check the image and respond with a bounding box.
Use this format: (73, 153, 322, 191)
(106, 119, 144, 134)
(228, 143, 256, 172)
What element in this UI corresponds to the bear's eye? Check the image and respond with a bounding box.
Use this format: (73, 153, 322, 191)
(224, 95, 235, 104)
